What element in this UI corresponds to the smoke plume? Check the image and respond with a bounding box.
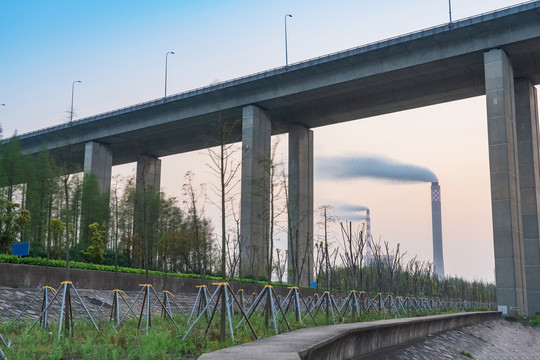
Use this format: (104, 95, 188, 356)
(316, 155, 437, 183)
(338, 204, 369, 212)
(335, 204, 369, 222)
(340, 214, 368, 221)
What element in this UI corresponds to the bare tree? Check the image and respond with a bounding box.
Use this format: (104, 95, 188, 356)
(283, 172, 300, 286)
(409, 256, 423, 297)
(383, 241, 406, 295)
(110, 174, 124, 288)
(421, 260, 434, 296)
(206, 103, 242, 342)
(329, 246, 340, 291)
(274, 247, 287, 285)
(226, 197, 246, 281)
(182, 171, 208, 276)
(315, 205, 337, 291)
(339, 221, 365, 291)
(225, 233, 240, 281)
(370, 238, 386, 292)
(265, 139, 286, 283)
(313, 241, 325, 290)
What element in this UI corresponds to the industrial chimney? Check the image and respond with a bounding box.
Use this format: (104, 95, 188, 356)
(431, 182, 445, 279)
(365, 208, 374, 265)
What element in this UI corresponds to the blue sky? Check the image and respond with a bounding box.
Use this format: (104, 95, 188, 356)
(1, 0, 535, 282)
(1, 0, 527, 132)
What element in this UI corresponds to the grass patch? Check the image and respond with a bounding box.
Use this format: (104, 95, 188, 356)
(460, 350, 474, 358)
(503, 315, 540, 327)
(0, 307, 476, 359)
(528, 315, 540, 327)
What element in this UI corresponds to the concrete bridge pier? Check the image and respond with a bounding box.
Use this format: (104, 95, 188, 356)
(83, 141, 112, 195)
(288, 125, 314, 287)
(515, 79, 540, 316)
(80, 141, 112, 242)
(135, 155, 162, 194)
(240, 105, 271, 280)
(484, 49, 528, 316)
(134, 155, 161, 267)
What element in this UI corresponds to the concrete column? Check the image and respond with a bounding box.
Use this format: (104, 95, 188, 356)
(484, 49, 527, 316)
(515, 79, 540, 316)
(134, 155, 161, 269)
(240, 105, 271, 280)
(80, 141, 113, 243)
(288, 125, 314, 287)
(83, 141, 112, 195)
(136, 155, 161, 193)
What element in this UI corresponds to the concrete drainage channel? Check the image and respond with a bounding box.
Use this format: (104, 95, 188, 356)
(198, 311, 501, 360)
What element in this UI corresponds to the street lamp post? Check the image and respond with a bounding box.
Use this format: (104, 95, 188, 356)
(70, 80, 82, 124)
(285, 14, 292, 68)
(165, 51, 175, 98)
(448, 0, 452, 23)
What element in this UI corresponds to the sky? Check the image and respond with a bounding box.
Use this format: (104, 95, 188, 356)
(1, 0, 537, 283)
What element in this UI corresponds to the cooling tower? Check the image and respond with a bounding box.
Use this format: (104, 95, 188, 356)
(431, 182, 445, 279)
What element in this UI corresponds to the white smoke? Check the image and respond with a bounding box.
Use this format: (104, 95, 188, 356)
(339, 204, 369, 212)
(336, 204, 368, 222)
(340, 214, 368, 221)
(316, 154, 437, 183)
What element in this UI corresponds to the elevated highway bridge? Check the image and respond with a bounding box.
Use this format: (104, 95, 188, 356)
(6, 1, 540, 316)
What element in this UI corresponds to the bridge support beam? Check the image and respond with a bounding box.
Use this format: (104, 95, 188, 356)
(484, 49, 527, 316)
(288, 125, 313, 287)
(515, 79, 540, 316)
(240, 105, 271, 281)
(134, 155, 161, 269)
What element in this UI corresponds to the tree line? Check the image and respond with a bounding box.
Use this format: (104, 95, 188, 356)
(312, 208, 495, 302)
(0, 136, 218, 277)
(0, 132, 495, 303)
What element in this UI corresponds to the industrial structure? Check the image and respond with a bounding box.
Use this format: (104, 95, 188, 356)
(364, 209, 374, 266)
(431, 182, 445, 279)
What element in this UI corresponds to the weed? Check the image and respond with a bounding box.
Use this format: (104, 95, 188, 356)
(466, 331, 486, 342)
(503, 315, 540, 327)
(460, 350, 474, 358)
(0, 308, 494, 358)
(527, 315, 540, 327)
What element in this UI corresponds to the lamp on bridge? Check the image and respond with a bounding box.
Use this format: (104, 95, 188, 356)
(165, 51, 175, 98)
(70, 80, 82, 124)
(285, 14, 292, 68)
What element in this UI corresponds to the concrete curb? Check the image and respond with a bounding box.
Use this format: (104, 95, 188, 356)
(198, 311, 501, 360)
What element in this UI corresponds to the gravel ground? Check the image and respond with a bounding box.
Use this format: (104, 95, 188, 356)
(0, 286, 197, 323)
